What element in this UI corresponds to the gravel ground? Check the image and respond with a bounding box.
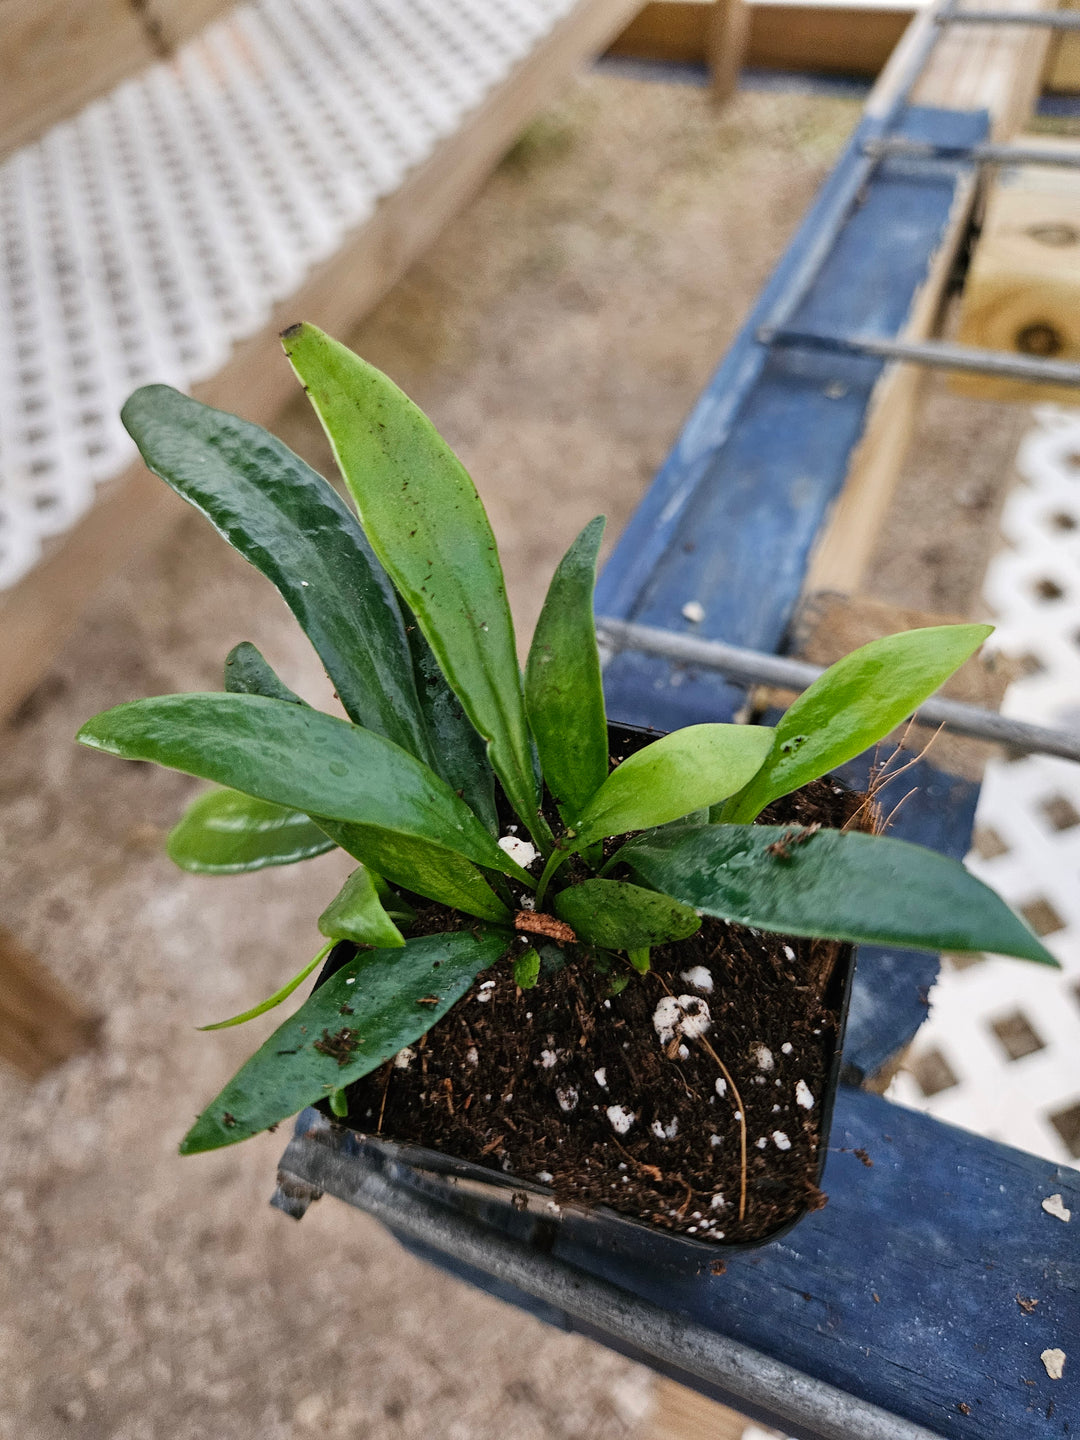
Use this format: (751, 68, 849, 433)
(1, 66, 1026, 1440)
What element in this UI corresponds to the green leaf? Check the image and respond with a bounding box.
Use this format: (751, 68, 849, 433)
(553, 878, 700, 951)
(513, 948, 541, 989)
(627, 948, 651, 974)
(224, 642, 305, 705)
(571, 724, 774, 847)
(180, 929, 509, 1152)
(722, 624, 994, 823)
(167, 788, 335, 873)
(315, 818, 511, 923)
(78, 693, 530, 887)
(618, 822, 1058, 965)
(404, 607, 497, 834)
(281, 325, 545, 847)
(318, 866, 406, 948)
(197, 944, 332, 1030)
(525, 517, 608, 820)
(121, 385, 434, 762)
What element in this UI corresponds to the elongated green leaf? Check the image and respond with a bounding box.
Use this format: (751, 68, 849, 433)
(78, 694, 530, 886)
(281, 325, 544, 845)
(180, 929, 509, 1151)
(167, 788, 335, 873)
(314, 819, 509, 922)
(224, 642, 305, 705)
(198, 944, 331, 1030)
(404, 607, 497, 834)
(554, 878, 700, 951)
(122, 385, 434, 762)
(618, 823, 1057, 964)
(318, 866, 405, 948)
(525, 517, 608, 820)
(722, 624, 993, 823)
(572, 724, 773, 846)
(513, 948, 540, 989)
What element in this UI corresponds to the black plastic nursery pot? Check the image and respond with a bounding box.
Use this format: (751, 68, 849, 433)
(314, 723, 861, 1261)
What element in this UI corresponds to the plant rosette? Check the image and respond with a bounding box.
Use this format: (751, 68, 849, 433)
(78, 325, 1057, 1249)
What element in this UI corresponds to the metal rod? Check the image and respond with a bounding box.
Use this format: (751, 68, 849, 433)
(759, 327, 1080, 387)
(596, 619, 1080, 764)
(864, 136, 1080, 169)
(939, 8, 1080, 27)
(276, 1119, 945, 1440)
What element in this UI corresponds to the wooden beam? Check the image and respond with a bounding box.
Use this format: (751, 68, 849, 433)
(0, 0, 238, 161)
(952, 138, 1080, 405)
(0, 927, 99, 1079)
(0, 0, 641, 725)
(803, 0, 1058, 598)
(708, 0, 751, 101)
(607, 0, 915, 77)
(640, 1377, 750, 1440)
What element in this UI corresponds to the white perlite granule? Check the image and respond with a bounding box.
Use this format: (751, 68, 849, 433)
(1042, 1348, 1066, 1380)
(393, 1047, 415, 1070)
(679, 966, 713, 993)
(606, 1105, 636, 1134)
(752, 1043, 774, 1072)
(556, 1087, 578, 1113)
(650, 1118, 679, 1141)
(710, 1194, 725, 1210)
(537, 1171, 554, 1184)
(709, 1133, 722, 1147)
(539, 1050, 557, 1069)
(715, 1077, 728, 1098)
(772, 1131, 791, 1150)
(593, 1067, 608, 1089)
(652, 994, 712, 1046)
(795, 1079, 815, 1110)
(681, 600, 706, 623)
(466, 1046, 479, 1066)
(1042, 1194, 1071, 1223)
(781, 1042, 793, 1055)
(497, 834, 539, 869)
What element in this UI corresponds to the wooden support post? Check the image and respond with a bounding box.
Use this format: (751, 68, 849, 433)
(709, 0, 751, 102)
(0, 927, 99, 1079)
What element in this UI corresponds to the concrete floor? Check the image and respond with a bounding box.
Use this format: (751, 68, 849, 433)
(0, 68, 1030, 1439)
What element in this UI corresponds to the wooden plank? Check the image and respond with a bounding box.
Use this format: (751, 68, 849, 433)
(1044, 0, 1080, 90)
(952, 141, 1080, 405)
(0, 927, 99, 1078)
(0, 0, 237, 160)
(641, 1378, 750, 1440)
(607, 0, 914, 78)
(284, 1087, 1080, 1439)
(0, 0, 641, 725)
(803, 0, 1058, 599)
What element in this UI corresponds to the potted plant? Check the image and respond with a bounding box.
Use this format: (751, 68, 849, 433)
(78, 324, 1055, 1251)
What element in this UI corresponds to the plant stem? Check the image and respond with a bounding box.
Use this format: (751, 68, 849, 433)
(534, 845, 572, 909)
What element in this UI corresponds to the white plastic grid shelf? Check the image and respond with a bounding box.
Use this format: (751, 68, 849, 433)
(889, 405, 1080, 1169)
(0, 0, 578, 591)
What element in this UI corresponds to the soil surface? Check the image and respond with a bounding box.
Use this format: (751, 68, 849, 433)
(340, 778, 862, 1246)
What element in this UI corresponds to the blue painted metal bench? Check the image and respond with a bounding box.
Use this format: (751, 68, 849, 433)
(274, 73, 1080, 1440)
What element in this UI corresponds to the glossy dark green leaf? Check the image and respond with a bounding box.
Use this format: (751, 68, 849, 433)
(167, 788, 335, 873)
(314, 818, 510, 923)
(122, 385, 434, 762)
(224, 642, 305, 705)
(618, 822, 1057, 964)
(180, 928, 509, 1151)
(553, 878, 700, 951)
(525, 517, 608, 820)
(197, 943, 332, 1030)
(721, 624, 994, 823)
(318, 866, 406, 948)
(281, 326, 545, 846)
(78, 693, 532, 885)
(404, 607, 497, 834)
(571, 724, 774, 846)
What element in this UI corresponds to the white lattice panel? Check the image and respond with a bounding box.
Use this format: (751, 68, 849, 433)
(0, 0, 578, 590)
(889, 406, 1080, 1169)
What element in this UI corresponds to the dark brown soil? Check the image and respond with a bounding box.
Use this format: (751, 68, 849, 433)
(336, 777, 865, 1246)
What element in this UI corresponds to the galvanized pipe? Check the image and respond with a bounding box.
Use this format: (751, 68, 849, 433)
(276, 1123, 945, 1440)
(864, 136, 1080, 169)
(758, 327, 1080, 387)
(596, 618, 1080, 764)
(939, 8, 1080, 26)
